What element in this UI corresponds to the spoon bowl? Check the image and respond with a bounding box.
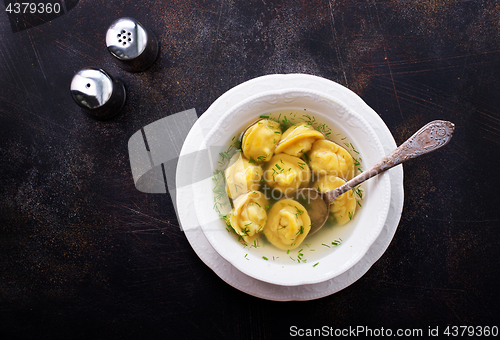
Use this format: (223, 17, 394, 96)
(294, 187, 329, 233)
(301, 120, 455, 236)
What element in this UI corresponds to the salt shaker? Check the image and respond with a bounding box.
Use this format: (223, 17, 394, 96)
(106, 17, 159, 72)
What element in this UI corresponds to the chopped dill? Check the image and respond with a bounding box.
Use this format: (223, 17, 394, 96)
(219, 151, 230, 160)
(302, 114, 315, 125)
(353, 186, 364, 200)
(294, 206, 304, 215)
(316, 123, 332, 137)
(331, 238, 343, 246)
(296, 225, 304, 235)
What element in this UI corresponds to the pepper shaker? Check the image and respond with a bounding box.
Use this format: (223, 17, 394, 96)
(70, 68, 126, 120)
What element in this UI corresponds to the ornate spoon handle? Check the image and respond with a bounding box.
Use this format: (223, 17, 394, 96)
(324, 120, 455, 203)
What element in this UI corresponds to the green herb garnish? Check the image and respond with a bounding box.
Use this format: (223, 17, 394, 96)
(331, 238, 343, 246)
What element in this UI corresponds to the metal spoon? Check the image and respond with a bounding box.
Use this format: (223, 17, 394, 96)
(297, 120, 455, 236)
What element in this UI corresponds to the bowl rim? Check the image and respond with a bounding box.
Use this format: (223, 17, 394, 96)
(195, 87, 392, 286)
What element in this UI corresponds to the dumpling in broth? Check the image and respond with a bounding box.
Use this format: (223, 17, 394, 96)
(307, 140, 355, 180)
(263, 154, 311, 195)
(274, 123, 324, 157)
(242, 119, 282, 163)
(263, 199, 311, 250)
(229, 191, 270, 244)
(225, 153, 263, 199)
(314, 175, 357, 226)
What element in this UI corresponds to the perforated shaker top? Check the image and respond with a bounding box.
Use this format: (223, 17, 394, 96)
(106, 18, 149, 60)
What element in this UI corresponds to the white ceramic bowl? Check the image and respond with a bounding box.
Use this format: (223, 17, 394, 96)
(193, 88, 391, 286)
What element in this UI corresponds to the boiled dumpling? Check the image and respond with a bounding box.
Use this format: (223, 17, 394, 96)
(225, 153, 263, 199)
(242, 119, 282, 162)
(229, 191, 270, 244)
(274, 123, 324, 157)
(314, 175, 357, 226)
(263, 154, 311, 195)
(264, 199, 311, 250)
(307, 140, 355, 180)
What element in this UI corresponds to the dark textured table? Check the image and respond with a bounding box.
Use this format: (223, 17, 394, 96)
(1, 1, 499, 339)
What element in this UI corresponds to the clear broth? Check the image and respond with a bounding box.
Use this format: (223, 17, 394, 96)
(215, 110, 363, 265)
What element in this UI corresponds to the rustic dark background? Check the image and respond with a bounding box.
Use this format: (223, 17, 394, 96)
(1, 0, 499, 339)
